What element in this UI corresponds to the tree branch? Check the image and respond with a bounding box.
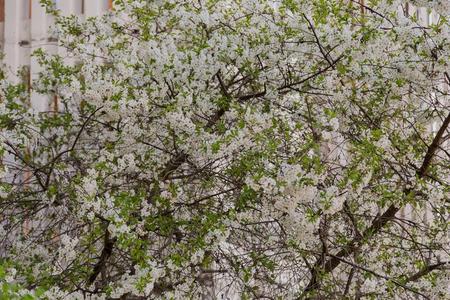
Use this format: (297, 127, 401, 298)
(87, 228, 117, 285)
(405, 261, 449, 283)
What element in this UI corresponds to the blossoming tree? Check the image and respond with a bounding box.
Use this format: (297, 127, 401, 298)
(0, 0, 449, 299)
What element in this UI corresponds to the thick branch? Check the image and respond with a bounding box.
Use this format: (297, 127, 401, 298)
(88, 228, 117, 285)
(406, 261, 449, 283)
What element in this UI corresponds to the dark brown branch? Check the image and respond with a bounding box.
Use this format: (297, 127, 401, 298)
(406, 261, 449, 283)
(87, 228, 117, 285)
(417, 112, 450, 178)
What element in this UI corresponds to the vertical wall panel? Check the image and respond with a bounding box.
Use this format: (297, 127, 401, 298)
(4, 0, 30, 83)
(56, 0, 82, 16)
(417, 7, 427, 25)
(428, 11, 434, 26)
(84, 0, 109, 17)
(0, 0, 4, 48)
(432, 12, 440, 25)
(30, 0, 56, 112)
(56, 0, 82, 73)
(2, 1, 30, 187)
(31, 0, 53, 39)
